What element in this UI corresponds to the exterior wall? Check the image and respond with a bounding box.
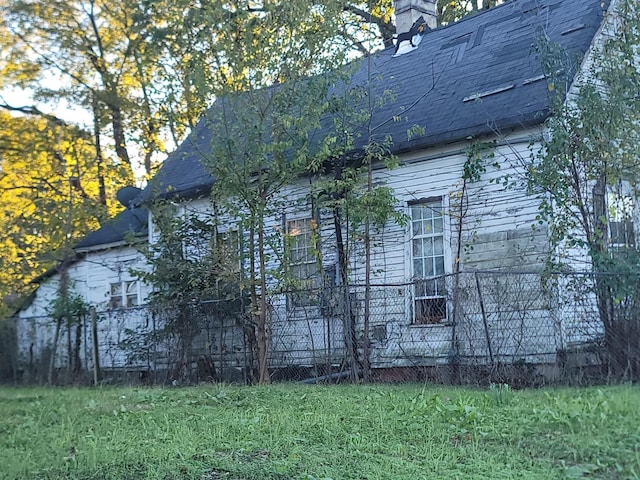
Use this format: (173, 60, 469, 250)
(356, 133, 557, 367)
(17, 130, 561, 377)
(229, 131, 560, 370)
(15, 246, 151, 378)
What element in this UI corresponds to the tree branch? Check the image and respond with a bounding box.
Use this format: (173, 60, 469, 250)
(0, 101, 67, 127)
(343, 4, 395, 48)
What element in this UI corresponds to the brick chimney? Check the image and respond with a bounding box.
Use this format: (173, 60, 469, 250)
(394, 0, 437, 34)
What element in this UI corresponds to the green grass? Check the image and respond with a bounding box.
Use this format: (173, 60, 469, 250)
(1, 383, 639, 479)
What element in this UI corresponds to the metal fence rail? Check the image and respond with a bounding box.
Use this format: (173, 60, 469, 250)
(9, 271, 640, 386)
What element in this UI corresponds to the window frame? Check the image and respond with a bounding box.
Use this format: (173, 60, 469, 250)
(286, 217, 321, 309)
(408, 197, 450, 325)
(109, 280, 141, 309)
(608, 180, 636, 250)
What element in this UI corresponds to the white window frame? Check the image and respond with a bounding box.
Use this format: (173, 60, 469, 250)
(109, 280, 141, 309)
(286, 217, 321, 308)
(409, 197, 449, 325)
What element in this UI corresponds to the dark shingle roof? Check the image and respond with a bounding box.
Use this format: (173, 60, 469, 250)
(147, 0, 605, 199)
(74, 206, 148, 251)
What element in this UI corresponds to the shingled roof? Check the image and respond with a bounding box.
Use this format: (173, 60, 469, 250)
(74, 206, 148, 252)
(147, 0, 605, 200)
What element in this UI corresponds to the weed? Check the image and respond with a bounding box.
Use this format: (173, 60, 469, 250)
(488, 382, 513, 406)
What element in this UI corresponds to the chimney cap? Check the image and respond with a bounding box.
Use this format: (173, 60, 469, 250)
(394, 0, 437, 34)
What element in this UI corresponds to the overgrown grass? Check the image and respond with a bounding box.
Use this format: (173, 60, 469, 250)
(1, 383, 639, 479)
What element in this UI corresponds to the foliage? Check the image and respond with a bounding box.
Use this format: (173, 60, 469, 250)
(1, 0, 177, 176)
(186, 0, 360, 385)
(530, 1, 640, 262)
(463, 140, 497, 183)
(437, 0, 504, 25)
(50, 294, 89, 322)
(137, 201, 241, 305)
(0, 111, 126, 316)
(527, 0, 640, 378)
(134, 200, 244, 382)
(1, 384, 639, 479)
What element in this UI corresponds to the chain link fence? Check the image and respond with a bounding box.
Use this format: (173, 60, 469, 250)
(10, 271, 640, 386)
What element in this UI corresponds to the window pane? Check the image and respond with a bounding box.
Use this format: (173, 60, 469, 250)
(410, 198, 448, 323)
(110, 283, 122, 296)
(109, 282, 123, 309)
(434, 236, 443, 255)
(126, 294, 138, 307)
(424, 259, 434, 277)
(412, 239, 422, 257)
(413, 259, 423, 278)
(425, 219, 435, 234)
(413, 219, 422, 236)
(287, 218, 321, 308)
(425, 237, 433, 256)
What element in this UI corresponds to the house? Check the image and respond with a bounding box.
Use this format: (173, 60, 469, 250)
(14, 204, 152, 382)
(14, 0, 632, 384)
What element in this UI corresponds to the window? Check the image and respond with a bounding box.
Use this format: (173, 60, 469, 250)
(410, 200, 447, 324)
(608, 182, 635, 249)
(109, 280, 140, 309)
(287, 218, 320, 307)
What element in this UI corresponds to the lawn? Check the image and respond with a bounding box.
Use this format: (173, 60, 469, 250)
(0, 383, 639, 479)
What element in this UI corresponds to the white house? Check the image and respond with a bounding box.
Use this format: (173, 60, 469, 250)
(15, 0, 634, 384)
(14, 206, 152, 382)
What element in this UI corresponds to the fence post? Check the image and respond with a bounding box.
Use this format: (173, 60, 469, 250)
(90, 307, 101, 386)
(474, 272, 494, 366)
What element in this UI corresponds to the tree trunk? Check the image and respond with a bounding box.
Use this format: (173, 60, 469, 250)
(248, 223, 259, 384)
(91, 308, 101, 386)
(591, 178, 629, 379)
(362, 161, 372, 383)
(47, 319, 62, 386)
(74, 318, 82, 374)
(66, 320, 72, 374)
(333, 205, 359, 381)
(256, 210, 271, 384)
(92, 98, 107, 206)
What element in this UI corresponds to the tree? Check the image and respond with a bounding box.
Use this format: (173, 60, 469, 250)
(437, 0, 502, 25)
(195, 1, 356, 384)
(306, 81, 408, 381)
(0, 110, 126, 315)
(135, 201, 242, 383)
(1, 0, 173, 177)
(526, 0, 640, 379)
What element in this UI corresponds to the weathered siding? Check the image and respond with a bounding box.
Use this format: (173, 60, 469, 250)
(253, 134, 558, 369)
(15, 247, 151, 375)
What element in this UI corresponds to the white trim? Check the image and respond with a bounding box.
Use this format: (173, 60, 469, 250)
(406, 195, 452, 324)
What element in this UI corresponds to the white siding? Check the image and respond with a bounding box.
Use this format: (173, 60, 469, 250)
(15, 247, 151, 374)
